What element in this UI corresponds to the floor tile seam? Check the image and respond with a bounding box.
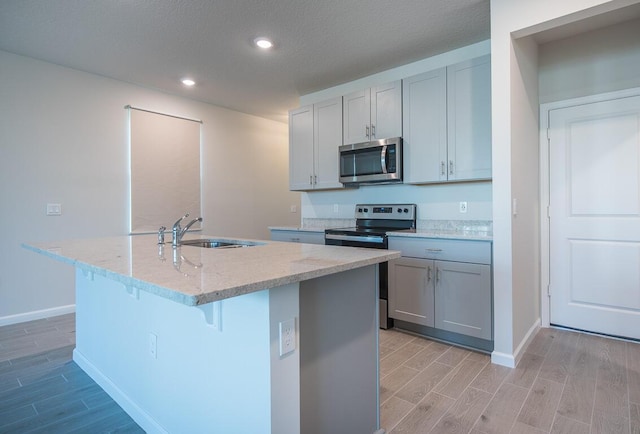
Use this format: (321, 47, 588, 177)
(380, 362, 420, 381)
(392, 361, 453, 406)
(433, 358, 488, 400)
(420, 391, 458, 434)
(379, 340, 412, 362)
(400, 350, 440, 373)
(544, 371, 568, 434)
(467, 378, 512, 434)
(460, 388, 496, 434)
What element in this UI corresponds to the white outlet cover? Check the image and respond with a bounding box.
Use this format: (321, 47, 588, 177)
(279, 318, 295, 356)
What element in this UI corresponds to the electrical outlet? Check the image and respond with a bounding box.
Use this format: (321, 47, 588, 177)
(46, 203, 62, 216)
(279, 318, 296, 356)
(149, 333, 157, 359)
(290, 205, 297, 213)
(459, 201, 468, 213)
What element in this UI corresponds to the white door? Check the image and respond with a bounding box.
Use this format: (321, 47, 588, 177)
(549, 94, 640, 338)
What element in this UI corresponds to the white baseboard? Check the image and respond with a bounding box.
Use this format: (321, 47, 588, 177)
(491, 351, 516, 368)
(0, 304, 76, 326)
(513, 319, 541, 367)
(73, 349, 167, 434)
(491, 318, 541, 368)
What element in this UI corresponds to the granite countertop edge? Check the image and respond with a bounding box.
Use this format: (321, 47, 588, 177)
(23, 238, 400, 307)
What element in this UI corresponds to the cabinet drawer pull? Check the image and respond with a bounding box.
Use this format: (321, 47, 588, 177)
(426, 248, 443, 252)
(309, 175, 313, 185)
(371, 124, 376, 138)
(441, 161, 446, 176)
(436, 268, 441, 282)
(427, 266, 432, 282)
(365, 125, 370, 138)
(449, 160, 454, 175)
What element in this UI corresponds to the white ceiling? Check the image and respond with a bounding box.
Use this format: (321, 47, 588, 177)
(0, 0, 490, 123)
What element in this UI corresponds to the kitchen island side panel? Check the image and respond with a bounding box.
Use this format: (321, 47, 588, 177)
(73, 269, 300, 434)
(299, 264, 380, 434)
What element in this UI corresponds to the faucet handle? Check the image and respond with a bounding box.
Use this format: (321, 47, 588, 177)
(158, 226, 166, 244)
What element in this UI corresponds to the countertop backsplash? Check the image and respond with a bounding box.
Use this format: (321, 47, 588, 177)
(285, 218, 493, 239)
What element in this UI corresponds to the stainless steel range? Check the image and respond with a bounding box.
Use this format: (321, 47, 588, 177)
(325, 204, 417, 329)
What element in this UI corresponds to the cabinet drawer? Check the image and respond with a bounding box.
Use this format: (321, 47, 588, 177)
(270, 230, 324, 245)
(389, 237, 491, 264)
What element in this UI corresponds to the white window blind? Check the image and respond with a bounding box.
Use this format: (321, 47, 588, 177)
(129, 107, 202, 234)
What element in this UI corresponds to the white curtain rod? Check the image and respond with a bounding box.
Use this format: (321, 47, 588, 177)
(124, 105, 203, 124)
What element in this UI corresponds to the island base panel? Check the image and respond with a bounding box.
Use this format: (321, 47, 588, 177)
(73, 269, 300, 434)
(300, 264, 380, 434)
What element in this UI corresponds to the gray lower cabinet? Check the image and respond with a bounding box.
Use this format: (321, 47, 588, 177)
(270, 229, 324, 245)
(434, 260, 491, 340)
(388, 236, 493, 349)
(388, 257, 435, 327)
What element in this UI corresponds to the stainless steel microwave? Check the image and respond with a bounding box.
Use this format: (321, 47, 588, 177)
(339, 137, 402, 185)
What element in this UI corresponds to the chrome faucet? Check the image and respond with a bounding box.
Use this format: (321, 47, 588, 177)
(172, 213, 203, 247)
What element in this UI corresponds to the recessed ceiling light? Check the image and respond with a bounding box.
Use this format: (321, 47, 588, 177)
(181, 78, 196, 86)
(254, 37, 273, 49)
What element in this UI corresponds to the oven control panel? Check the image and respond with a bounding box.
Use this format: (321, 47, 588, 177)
(355, 204, 416, 220)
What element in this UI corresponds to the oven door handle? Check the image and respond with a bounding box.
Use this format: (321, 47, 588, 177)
(325, 234, 385, 244)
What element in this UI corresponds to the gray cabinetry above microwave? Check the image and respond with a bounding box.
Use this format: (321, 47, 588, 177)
(343, 81, 402, 145)
(403, 55, 492, 184)
(289, 97, 343, 191)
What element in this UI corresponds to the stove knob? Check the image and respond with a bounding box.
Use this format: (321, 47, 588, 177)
(358, 208, 363, 213)
(364, 208, 369, 213)
(404, 208, 409, 213)
(397, 208, 402, 213)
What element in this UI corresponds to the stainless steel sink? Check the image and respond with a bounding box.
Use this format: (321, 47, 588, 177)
(179, 239, 261, 249)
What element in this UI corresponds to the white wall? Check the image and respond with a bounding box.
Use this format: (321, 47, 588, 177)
(539, 17, 640, 103)
(490, 0, 640, 365)
(0, 50, 299, 323)
(299, 40, 493, 223)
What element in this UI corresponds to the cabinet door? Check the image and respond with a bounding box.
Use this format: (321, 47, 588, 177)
(313, 97, 343, 190)
(343, 89, 370, 145)
(371, 80, 402, 140)
(447, 55, 492, 181)
(388, 257, 435, 327)
(435, 261, 491, 340)
(289, 105, 314, 190)
(402, 69, 447, 183)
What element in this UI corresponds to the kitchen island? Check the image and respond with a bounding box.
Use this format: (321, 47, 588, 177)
(23, 235, 400, 434)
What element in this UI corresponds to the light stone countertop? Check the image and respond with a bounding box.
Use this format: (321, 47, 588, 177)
(387, 230, 492, 241)
(23, 235, 399, 306)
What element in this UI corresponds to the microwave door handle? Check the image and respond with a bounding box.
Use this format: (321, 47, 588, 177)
(380, 145, 388, 174)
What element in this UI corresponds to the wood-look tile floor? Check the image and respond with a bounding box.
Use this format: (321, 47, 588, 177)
(3, 314, 639, 433)
(0, 313, 143, 433)
(380, 327, 640, 434)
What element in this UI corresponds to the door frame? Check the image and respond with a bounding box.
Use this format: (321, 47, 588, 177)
(539, 86, 640, 328)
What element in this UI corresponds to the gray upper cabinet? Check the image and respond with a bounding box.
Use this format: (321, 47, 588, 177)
(343, 81, 402, 145)
(402, 55, 492, 184)
(402, 68, 447, 183)
(447, 55, 492, 181)
(289, 97, 343, 191)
